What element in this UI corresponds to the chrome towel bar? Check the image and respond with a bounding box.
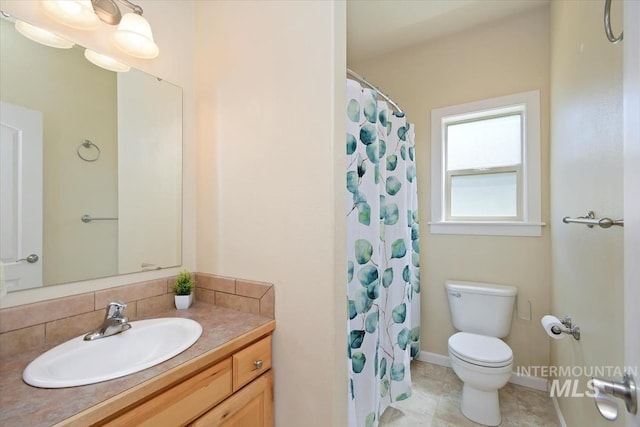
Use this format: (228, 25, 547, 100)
(562, 211, 623, 228)
(81, 214, 118, 223)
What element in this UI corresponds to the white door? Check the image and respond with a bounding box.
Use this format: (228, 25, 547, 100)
(624, 2, 640, 425)
(0, 101, 43, 292)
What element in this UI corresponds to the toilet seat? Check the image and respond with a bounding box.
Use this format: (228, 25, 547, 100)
(448, 332, 513, 368)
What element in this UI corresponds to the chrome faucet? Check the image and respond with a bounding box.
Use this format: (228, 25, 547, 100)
(84, 301, 132, 341)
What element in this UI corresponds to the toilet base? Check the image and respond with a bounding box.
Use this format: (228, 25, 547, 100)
(460, 384, 501, 426)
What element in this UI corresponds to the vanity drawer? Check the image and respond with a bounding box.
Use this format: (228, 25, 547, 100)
(190, 370, 274, 427)
(104, 358, 232, 427)
(233, 335, 272, 391)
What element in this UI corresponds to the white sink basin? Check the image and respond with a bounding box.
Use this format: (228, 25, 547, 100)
(23, 317, 202, 388)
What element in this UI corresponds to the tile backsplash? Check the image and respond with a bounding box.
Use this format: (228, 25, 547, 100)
(0, 273, 274, 358)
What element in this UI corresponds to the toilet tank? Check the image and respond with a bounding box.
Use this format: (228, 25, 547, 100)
(446, 280, 517, 338)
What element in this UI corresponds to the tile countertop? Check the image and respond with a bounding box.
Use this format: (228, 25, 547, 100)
(0, 302, 276, 427)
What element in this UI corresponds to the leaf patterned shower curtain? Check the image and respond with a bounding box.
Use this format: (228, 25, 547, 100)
(346, 79, 421, 427)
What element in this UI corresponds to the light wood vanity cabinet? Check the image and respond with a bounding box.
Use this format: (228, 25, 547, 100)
(232, 334, 272, 392)
(100, 335, 273, 427)
(190, 370, 273, 427)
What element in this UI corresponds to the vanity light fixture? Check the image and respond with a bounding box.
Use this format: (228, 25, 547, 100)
(40, 0, 99, 30)
(112, 11, 159, 59)
(93, 0, 159, 59)
(37, 0, 159, 58)
(84, 48, 130, 72)
(14, 19, 75, 49)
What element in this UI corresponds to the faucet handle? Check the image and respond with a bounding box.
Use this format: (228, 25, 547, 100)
(105, 301, 127, 319)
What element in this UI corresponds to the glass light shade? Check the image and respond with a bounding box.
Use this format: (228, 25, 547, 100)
(40, 0, 100, 30)
(84, 49, 130, 72)
(14, 20, 75, 49)
(113, 13, 159, 59)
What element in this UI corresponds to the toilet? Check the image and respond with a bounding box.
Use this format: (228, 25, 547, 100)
(445, 280, 517, 426)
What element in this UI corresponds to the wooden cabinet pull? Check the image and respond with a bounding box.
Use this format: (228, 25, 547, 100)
(254, 360, 263, 369)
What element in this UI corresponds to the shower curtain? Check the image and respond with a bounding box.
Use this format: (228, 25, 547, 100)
(346, 79, 421, 427)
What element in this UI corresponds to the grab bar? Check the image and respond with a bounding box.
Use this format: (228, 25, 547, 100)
(562, 211, 623, 229)
(81, 214, 118, 223)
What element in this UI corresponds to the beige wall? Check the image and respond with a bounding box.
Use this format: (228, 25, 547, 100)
(350, 7, 552, 371)
(0, 18, 118, 285)
(0, 0, 197, 308)
(549, 1, 624, 426)
(194, 1, 346, 426)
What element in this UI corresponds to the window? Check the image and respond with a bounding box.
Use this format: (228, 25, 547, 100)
(430, 91, 543, 236)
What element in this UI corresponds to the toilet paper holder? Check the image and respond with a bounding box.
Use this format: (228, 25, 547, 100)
(552, 316, 581, 340)
(592, 373, 637, 420)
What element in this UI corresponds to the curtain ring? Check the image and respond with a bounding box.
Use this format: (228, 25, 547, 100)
(77, 139, 101, 162)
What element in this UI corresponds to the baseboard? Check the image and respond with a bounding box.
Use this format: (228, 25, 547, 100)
(417, 350, 547, 392)
(416, 350, 451, 367)
(509, 372, 548, 391)
(550, 395, 568, 427)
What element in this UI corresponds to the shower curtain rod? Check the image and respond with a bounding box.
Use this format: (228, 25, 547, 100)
(347, 68, 404, 114)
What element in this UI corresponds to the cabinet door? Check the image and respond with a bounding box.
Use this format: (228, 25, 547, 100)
(103, 359, 232, 427)
(191, 370, 273, 427)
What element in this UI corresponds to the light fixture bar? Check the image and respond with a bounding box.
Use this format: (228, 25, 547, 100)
(91, 0, 120, 24)
(114, 0, 142, 15)
(27, 0, 159, 59)
(90, 0, 159, 58)
(91, 0, 143, 25)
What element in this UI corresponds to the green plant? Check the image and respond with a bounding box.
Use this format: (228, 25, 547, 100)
(173, 270, 195, 295)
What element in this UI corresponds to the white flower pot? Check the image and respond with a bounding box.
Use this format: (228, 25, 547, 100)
(174, 292, 193, 310)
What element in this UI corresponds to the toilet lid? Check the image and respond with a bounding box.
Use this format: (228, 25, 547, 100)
(448, 332, 513, 368)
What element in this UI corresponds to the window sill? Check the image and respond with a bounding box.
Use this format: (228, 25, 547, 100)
(428, 221, 546, 237)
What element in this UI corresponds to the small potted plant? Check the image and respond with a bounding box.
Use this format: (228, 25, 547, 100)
(173, 270, 195, 309)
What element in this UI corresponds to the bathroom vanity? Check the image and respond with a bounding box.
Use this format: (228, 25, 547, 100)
(0, 303, 275, 426)
(94, 334, 273, 426)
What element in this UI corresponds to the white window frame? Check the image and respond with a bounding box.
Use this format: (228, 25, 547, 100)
(430, 90, 544, 237)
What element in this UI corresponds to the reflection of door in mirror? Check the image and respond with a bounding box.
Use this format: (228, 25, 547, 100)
(0, 101, 43, 292)
(117, 72, 182, 273)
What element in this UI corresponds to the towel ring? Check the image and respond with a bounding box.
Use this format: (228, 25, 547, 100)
(604, 0, 623, 43)
(77, 139, 101, 162)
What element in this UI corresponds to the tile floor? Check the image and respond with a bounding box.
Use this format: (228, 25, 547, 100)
(379, 361, 561, 427)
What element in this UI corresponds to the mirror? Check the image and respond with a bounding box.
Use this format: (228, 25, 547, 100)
(0, 16, 182, 293)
